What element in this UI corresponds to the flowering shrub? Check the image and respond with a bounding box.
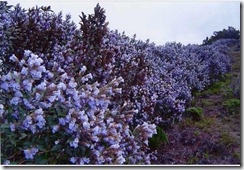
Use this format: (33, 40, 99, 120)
(1, 2, 234, 165)
(0, 50, 156, 164)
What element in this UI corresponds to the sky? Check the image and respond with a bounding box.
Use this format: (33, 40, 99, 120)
(6, 0, 240, 45)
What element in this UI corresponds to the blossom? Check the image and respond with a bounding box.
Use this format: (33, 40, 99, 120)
(36, 81, 47, 90)
(52, 125, 59, 133)
(9, 54, 18, 62)
(30, 70, 42, 79)
(1, 82, 9, 91)
(34, 108, 43, 115)
(47, 95, 56, 103)
(14, 91, 23, 97)
(3, 160, 10, 165)
(40, 101, 52, 108)
(70, 157, 77, 163)
(22, 116, 32, 129)
(10, 97, 20, 105)
(35, 115, 46, 128)
(21, 67, 28, 76)
(68, 79, 77, 88)
(80, 65, 87, 73)
(10, 123, 15, 131)
(23, 147, 39, 159)
(115, 155, 125, 164)
(79, 157, 90, 164)
(0, 104, 4, 117)
(23, 99, 35, 109)
(59, 118, 66, 125)
(70, 138, 79, 148)
(22, 79, 33, 92)
(83, 122, 90, 130)
(57, 82, 66, 90)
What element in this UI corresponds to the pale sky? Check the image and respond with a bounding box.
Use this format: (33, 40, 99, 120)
(6, 0, 240, 45)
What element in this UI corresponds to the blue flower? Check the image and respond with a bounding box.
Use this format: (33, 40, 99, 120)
(23, 147, 39, 159)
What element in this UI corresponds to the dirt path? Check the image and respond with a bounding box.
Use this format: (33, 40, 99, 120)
(153, 43, 241, 165)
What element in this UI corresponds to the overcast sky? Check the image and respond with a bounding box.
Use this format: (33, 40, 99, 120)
(7, 0, 240, 45)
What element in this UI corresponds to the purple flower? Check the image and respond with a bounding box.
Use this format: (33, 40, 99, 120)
(23, 147, 39, 159)
(52, 125, 59, 133)
(36, 115, 46, 128)
(22, 116, 32, 129)
(10, 97, 20, 105)
(70, 138, 79, 148)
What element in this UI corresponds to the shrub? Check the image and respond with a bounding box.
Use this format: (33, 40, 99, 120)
(149, 126, 168, 150)
(223, 99, 240, 114)
(185, 107, 203, 121)
(0, 2, 236, 165)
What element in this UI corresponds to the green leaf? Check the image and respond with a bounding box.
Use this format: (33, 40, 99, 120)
(37, 145, 46, 151)
(35, 154, 49, 164)
(51, 144, 62, 152)
(0, 123, 9, 129)
(20, 133, 28, 139)
(9, 135, 16, 146)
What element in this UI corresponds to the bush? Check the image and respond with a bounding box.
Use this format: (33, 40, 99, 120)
(185, 107, 203, 121)
(149, 126, 168, 150)
(223, 99, 240, 114)
(0, 2, 236, 165)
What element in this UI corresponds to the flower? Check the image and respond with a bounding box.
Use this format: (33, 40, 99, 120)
(3, 160, 10, 165)
(79, 157, 90, 164)
(22, 116, 32, 129)
(68, 79, 77, 88)
(52, 125, 59, 133)
(83, 122, 90, 130)
(10, 97, 20, 105)
(30, 70, 42, 79)
(68, 119, 77, 132)
(34, 108, 43, 115)
(23, 99, 35, 109)
(14, 91, 23, 97)
(70, 138, 79, 148)
(9, 54, 18, 63)
(1, 82, 9, 91)
(10, 123, 15, 132)
(59, 118, 66, 125)
(35, 115, 46, 128)
(23, 147, 39, 159)
(21, 67, 28, 76)
(57, 82, 66, 90)
(0, 104, 4, 117)
(115, 155, 125, 164)
(70, 157, 77, 163)
(36, 81, 47, 90)
(47, 95, 56, 103)
(80, 65, 87, 73)
(22, 79, 33, 92)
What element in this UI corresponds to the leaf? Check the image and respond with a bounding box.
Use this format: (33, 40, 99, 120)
(35, 154, 49, 164)
(20, 133, 28, 139)
(51, 144, 62, 152)
(9, 135, 16, 146)
(37, 145, 46, 151)
(0, 123, 9, 129)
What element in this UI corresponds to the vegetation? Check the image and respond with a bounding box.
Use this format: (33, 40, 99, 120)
(0, 2, 240, 165)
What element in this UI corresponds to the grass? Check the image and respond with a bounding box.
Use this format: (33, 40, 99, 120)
(185, 107, 203, 121)
(194, 117, 214, 130)
(187, 156, 199, 164)
(219, 131, 235, 147)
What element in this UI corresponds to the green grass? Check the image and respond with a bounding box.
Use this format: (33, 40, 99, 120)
(223, 99, 240, 114)
(185, 107, 203, 121)
(194, 117, 213, 129)
(220, 131, 235, 147)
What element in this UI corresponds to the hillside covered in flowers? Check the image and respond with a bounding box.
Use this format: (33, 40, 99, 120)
(0, 2, 240, 165)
